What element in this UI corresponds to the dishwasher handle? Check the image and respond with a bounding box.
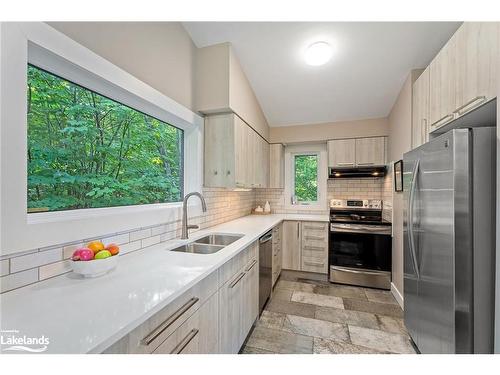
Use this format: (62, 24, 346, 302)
(259, 231, 273, 244)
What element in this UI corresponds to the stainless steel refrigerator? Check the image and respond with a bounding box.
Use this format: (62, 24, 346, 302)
(403, 127, 496, 354)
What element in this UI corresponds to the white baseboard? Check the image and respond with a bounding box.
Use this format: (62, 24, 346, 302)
(391, 282, 404, 310)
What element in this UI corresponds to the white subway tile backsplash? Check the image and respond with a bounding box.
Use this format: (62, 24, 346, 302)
(39, 260, 72, 280)
(0, 259, 9, 276)
(10, 248, 62, 273)
(0, 268, 38, 293)
(141, 235, 161, 248)
(101, 233, 130, 246)
(129, 228, 152, 242)
(120, 240, 142, 255)
(1, 187, 256, 293)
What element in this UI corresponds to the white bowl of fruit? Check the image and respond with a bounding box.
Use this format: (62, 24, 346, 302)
(70, 241, 120, 278)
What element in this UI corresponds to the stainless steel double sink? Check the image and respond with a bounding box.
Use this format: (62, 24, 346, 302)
(171, 234, 243, 254)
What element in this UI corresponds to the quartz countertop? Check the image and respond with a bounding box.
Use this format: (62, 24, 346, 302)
(0, 213, 328, 354)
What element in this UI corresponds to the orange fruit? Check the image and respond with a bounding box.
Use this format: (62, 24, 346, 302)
(106, 243, 120, 256)
(86, 241, 105, 254)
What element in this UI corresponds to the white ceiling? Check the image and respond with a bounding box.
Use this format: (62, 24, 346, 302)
(183, 22, 461, 127)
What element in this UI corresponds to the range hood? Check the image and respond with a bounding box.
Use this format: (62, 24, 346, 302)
(329, 166, 386, 178)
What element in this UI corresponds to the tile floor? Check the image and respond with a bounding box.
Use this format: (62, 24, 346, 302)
(242, 270, 416, 354)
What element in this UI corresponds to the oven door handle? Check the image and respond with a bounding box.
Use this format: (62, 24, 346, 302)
(330, 224, 391, 235)
(330, 266, 387, 276)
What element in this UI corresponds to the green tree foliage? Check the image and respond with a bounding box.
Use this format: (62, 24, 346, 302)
(27, 65, 183, 212)
(294, 155, 318, 202)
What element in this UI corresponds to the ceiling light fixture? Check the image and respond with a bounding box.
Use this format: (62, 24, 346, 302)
(304, 41, 332, 66)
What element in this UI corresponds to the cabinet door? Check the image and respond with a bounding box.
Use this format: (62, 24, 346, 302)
(412, 68, 430, 149)
(234, 116, 250, 188)
(455, 22, 499, 117)
(429, 31, 458, 130)
(355, 137, 386, 166)
(260, 139, 270, 188)
(204, 114, 235, 188)
(327, 139, 356, 168)
(282, 221, 301, 271)
(219, 269, 245, 353)
(241, 252, 259, 336)
(152, 292, 219, 354)
(269, 144, 284, 188)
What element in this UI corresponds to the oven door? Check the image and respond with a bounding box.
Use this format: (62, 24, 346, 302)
(329, 223, 392, 289)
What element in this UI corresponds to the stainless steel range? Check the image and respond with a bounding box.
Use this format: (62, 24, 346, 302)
(329, 199, 392, 289)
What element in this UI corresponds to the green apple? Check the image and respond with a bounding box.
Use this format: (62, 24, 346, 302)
(94, 250, 112, 259)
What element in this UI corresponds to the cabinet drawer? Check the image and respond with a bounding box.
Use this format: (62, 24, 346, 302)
(301, 256, 328, 274)
(218, 243, 257, 287)
(302, 246, 327, 259)
(301, 222, 328, 231)
(301, 235, 328, 248)
(153, 292, 219, 354)
(102, 270, 218, 354)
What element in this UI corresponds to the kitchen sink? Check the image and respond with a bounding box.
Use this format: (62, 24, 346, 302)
(170, 234, 243, 255)
(194, 234, 243, 246)
(171, 242, 225, 255)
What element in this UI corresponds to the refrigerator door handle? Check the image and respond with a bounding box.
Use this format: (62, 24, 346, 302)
(408, 159, 420, 279)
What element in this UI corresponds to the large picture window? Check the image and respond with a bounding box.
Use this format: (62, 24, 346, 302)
(27, 64, 184, 213)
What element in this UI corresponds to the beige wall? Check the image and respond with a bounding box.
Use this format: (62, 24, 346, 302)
(229, 47, 270, 140)
(194, 42, 270, 140)
(194, 43, 230, 114)
(48, 22, 197, 111)
(269, 117, 389, 144)
(387, 69, 423, 297)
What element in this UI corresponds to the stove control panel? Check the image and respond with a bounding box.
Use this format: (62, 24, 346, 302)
(330, 199, 382, 209)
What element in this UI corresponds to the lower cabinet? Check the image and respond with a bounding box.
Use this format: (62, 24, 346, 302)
(282, 221, 301, 270)
(153, 292, 219, 354)
(272, 223, 283, 286)
(102, 241, 259, 354)
(282, 220, 328, 274)
(219, 242, 259, 353)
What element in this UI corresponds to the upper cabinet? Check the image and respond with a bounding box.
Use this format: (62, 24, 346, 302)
(204, 113, 269, 189)
(327, 139, 355, 167)
(355, 137, 386, 166)
(429, 31, 458, 130)
(269, 144, 284, 188)
(428, 22, 499, 133)
(412, 68, 430, 149)
(455, 22, 499, 116)
(328, 137, 386, 168)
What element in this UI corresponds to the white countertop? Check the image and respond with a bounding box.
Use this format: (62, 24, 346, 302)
(0, 213, 328, 354)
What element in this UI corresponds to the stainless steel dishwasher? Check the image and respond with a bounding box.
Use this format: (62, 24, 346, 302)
(259, 230, 273, 313)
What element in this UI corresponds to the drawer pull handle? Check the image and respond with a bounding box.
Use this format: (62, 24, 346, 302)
(303, 226, 326, 230)
(170, 329, 199, 354)
(305, 236, 325, 241)
(303, 246, 325, 252)
(431, 114, 454, 129)
(357, 162, 374, 166)
(454, 96, 486, 116)
(245, 259, 257, 272)
(141, 297, 199, 346)
(229, 272, 245, 288)
(304, 261, 324, 267)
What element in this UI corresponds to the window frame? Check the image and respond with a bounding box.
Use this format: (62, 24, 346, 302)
(284, 143, 328, 212)
(27, 63, 186, 213)
(0, 23, 204, 256)
(293, 153, 319, 205)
